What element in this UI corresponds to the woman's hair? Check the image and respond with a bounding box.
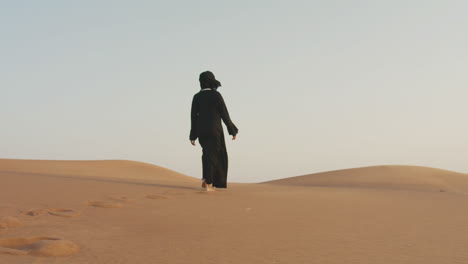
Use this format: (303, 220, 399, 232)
(199, 71, 221, 89)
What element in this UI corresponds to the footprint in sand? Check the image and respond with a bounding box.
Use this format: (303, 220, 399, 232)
(24, 208, 80, 218)
(145, 194, 170, 200)
(196, 189, 219, 194)
(48, 209, 81, 218)
(0, 216, 22, 230)
(0, 237, 79, 257)
(107, 195, 135, 203)
(87, 201, 123, 208)
(24, 209, 48, 217)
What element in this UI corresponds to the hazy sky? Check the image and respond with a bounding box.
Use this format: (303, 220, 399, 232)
(1, 1, 467, 182)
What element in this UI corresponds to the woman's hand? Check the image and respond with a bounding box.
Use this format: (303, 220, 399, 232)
(232, 135, 236, 140)
(190, 140, 196, 146)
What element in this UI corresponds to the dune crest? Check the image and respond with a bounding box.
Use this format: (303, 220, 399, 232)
(261, 165, 468, 192)
(0, 159, 197, 182)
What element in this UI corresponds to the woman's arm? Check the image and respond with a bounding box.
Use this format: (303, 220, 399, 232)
(217, 92, 238, 137)
(189, 94, 198, 143)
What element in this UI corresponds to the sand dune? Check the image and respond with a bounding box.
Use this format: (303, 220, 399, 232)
(1, 159, 468, 264)
(0, 159, 197, 182)
(262, 165, 468, 193)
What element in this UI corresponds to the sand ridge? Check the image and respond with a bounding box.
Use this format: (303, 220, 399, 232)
(262, 165, 468, 193)
(0, 159, 197, 183)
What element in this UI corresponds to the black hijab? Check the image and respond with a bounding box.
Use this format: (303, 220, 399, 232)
(199, 71, 221, 90)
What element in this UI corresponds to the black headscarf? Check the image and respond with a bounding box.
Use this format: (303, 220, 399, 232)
(199, 71, 221, 90)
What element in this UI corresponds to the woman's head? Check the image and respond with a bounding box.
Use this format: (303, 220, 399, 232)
(199, 71, 221, 90)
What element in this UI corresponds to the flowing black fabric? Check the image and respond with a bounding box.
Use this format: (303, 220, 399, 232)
(190, 89, 238, 188)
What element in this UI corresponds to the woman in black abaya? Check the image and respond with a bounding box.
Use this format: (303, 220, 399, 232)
(190, 71, 238, 191)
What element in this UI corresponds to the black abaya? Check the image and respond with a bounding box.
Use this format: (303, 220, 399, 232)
(190, 89, 238, 188)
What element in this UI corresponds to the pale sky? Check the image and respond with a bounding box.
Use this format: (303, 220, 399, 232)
(1, 1, 467, 183)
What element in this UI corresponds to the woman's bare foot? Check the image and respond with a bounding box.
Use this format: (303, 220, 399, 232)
(201, 179, 207, 188)
(201, 179, 215, 191)
(204, 184, 215, 191)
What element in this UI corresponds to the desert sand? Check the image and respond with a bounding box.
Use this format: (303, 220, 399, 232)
(1, 159, 468, 263)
